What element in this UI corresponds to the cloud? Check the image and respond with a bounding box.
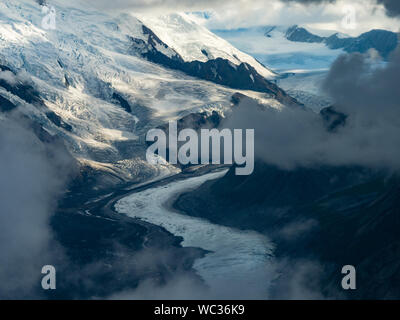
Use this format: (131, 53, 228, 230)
(322, 49, 400, 118)
(222, 100, 326, 169)
(284, 0, 400, 17)
(0, 115, 73, 299)
(60, 0, 221, 12)
(277, 219, 319, 241)
(65, 0, 400, 35)
(268, 258, 334, 299)
(222, 44, 400, 171)
(282, 0, 333, 2)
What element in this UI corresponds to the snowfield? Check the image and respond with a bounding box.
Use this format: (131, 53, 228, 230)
(0, 0, 283, 183)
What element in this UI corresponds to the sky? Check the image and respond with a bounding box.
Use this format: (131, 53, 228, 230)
(77, 0, 400, 36)
(199, 0, 400, 35)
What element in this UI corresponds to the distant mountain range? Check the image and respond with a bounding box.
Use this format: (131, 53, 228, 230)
(285, 25, 399, 59)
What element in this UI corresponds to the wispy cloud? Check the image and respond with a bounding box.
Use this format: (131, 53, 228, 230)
(0, 115, 73, 298)
(65, 0, 400, 35)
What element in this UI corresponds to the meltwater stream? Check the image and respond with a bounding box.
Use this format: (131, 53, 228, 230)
(115, 170, 275, 298)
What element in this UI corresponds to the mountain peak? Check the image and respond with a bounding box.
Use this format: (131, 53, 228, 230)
(285, 25, 398, 58)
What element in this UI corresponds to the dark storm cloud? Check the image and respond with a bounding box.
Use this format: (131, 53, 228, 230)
(105, 244, 272, 299)
(223, 99, 331, 170)
(268, 258, 329, 299)
(108, 273, 209, 299)
(0, 115, 73, 298)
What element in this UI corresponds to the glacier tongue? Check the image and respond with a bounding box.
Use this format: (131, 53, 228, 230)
(116, 169, 275, 299)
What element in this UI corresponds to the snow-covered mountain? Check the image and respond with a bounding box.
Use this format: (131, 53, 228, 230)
(286, 25, 398, 59)
(213, 26, 338, 110)
(214, 24, 397, 111)
(0, 0, 289, 188)
(137, 13, 276, 79)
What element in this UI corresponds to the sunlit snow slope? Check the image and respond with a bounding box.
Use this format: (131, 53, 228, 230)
(213, 26, 344, 72)
(0, 0, 284, 185)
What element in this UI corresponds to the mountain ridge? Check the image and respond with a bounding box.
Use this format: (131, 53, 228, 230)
(286, 25, 399, 58)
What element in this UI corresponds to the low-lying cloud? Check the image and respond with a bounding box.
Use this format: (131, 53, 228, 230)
(108, 274, 208, 300)
(268, 258, 335, 299)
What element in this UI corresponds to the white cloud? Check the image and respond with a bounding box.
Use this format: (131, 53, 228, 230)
(199, 0, 400, 36)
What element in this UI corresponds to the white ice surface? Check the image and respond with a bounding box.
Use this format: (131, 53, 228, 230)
(116, 170, 276, 298)
(0, 1, 282, 179)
